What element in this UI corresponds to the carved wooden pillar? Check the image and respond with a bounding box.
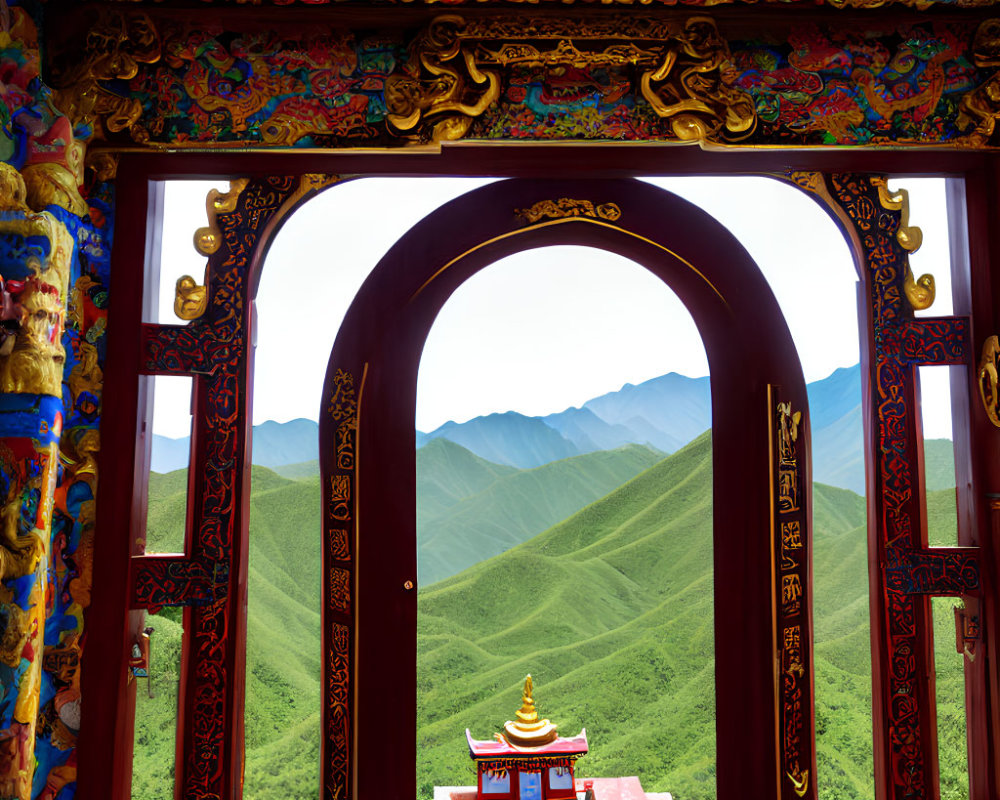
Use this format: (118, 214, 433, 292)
(0, 164, 74, 800)
(823, 174, 980, 800)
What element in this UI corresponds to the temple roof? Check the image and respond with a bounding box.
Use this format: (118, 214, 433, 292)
(465, 728, 589, 760)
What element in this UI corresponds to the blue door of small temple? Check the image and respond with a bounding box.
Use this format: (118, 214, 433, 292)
(518, 771, 542, 800)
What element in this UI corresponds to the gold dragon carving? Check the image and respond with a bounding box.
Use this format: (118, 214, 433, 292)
(386, 14, 755, 144)
(49, 9, 161, 144)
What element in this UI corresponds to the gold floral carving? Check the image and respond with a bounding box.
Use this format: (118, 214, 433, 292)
(978, 335, 1000, 428)
(50, 10, 161, 143)
(873, 177, 935, 310)
(516, 198, 622, 223)
(387, 14, 755, 144)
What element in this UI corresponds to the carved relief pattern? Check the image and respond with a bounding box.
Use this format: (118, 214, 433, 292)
(826, 173, 980, 800)
(329, 568, 351, 615)
(328, 623, 351, 800)
(68, 13, 1000, 149)
(772, 398, 811, 799)
(515, 199, 622, 224)
(324, 366, 358, 799)
(132, 558, 219, 610)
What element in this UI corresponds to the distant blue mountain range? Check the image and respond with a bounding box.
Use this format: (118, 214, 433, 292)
(151, 363, 948, 495)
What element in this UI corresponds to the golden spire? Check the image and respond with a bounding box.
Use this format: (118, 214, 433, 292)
(503, 674, 558, 747)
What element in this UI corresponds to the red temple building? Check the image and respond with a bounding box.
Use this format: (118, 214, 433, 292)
(466, 676, 588, 800)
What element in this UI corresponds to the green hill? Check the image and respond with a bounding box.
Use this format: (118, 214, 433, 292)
(418, 441, 664, 584)
(418, 432, 882, 799)
(136, 442, 966, 800)
(134, 466, 324, 799)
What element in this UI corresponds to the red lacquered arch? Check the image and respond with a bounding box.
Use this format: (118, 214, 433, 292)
(319, 178, 815, 800)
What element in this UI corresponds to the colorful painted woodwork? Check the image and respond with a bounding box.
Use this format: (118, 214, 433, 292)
(466, 677, 587, 800)
(0, 163, 73, 800)
(0, 2, 997, 800)
(37, 9, 1000, 150)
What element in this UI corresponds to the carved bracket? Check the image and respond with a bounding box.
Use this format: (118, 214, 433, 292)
(386, 14, 756, 144)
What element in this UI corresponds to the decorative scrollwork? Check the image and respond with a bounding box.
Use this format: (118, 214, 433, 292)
(640, 17, 756, 142)
(874, 178, 935, 311)
(175, 179, 251, 321)
(193, 180, 249, 257)
(978, 335, 1000, 427)
(386, 15, 501, 142)
(174, 276, 208, 321)
(386, 14, 755, 144)
(515, 198, 621, 224)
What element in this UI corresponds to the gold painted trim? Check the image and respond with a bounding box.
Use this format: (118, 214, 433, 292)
(410, 216, 727, 305)
(767, 383, 782, 800)
(515, 198, 621, 223)
(351, 359, 368, 799)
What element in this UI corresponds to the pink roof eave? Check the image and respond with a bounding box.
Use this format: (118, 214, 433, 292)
(465, 728, 589, 759)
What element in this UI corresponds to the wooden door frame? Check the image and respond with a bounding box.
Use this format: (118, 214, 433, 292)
(81, 152, 995, 800)
(320, 177, 814, 800)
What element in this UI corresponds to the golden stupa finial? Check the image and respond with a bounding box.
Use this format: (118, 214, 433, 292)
(503, 674, 558, 747)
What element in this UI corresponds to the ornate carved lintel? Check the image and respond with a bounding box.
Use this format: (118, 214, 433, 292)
(386, 14, 755, 145)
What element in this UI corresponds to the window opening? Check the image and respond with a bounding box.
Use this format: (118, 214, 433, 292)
(919, 365, 959, 549)
(146, 375, 193, 555)
(414, 245, 715, 798)
(145, 181, 229, 326)
(646, 177, 871, 800)
(130, 607, 182, 800)
(932, 596, 970, 800)
(138, 174, 972, 800)
(234, 178, 495, 799)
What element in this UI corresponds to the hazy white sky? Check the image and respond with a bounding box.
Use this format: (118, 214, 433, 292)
(150, 176, 955, 440)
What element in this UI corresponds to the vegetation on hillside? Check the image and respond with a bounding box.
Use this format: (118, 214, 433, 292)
(135, 437, 966, 800)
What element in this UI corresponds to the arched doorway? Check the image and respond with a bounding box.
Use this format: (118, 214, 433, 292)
(321, 177, 815, 800)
